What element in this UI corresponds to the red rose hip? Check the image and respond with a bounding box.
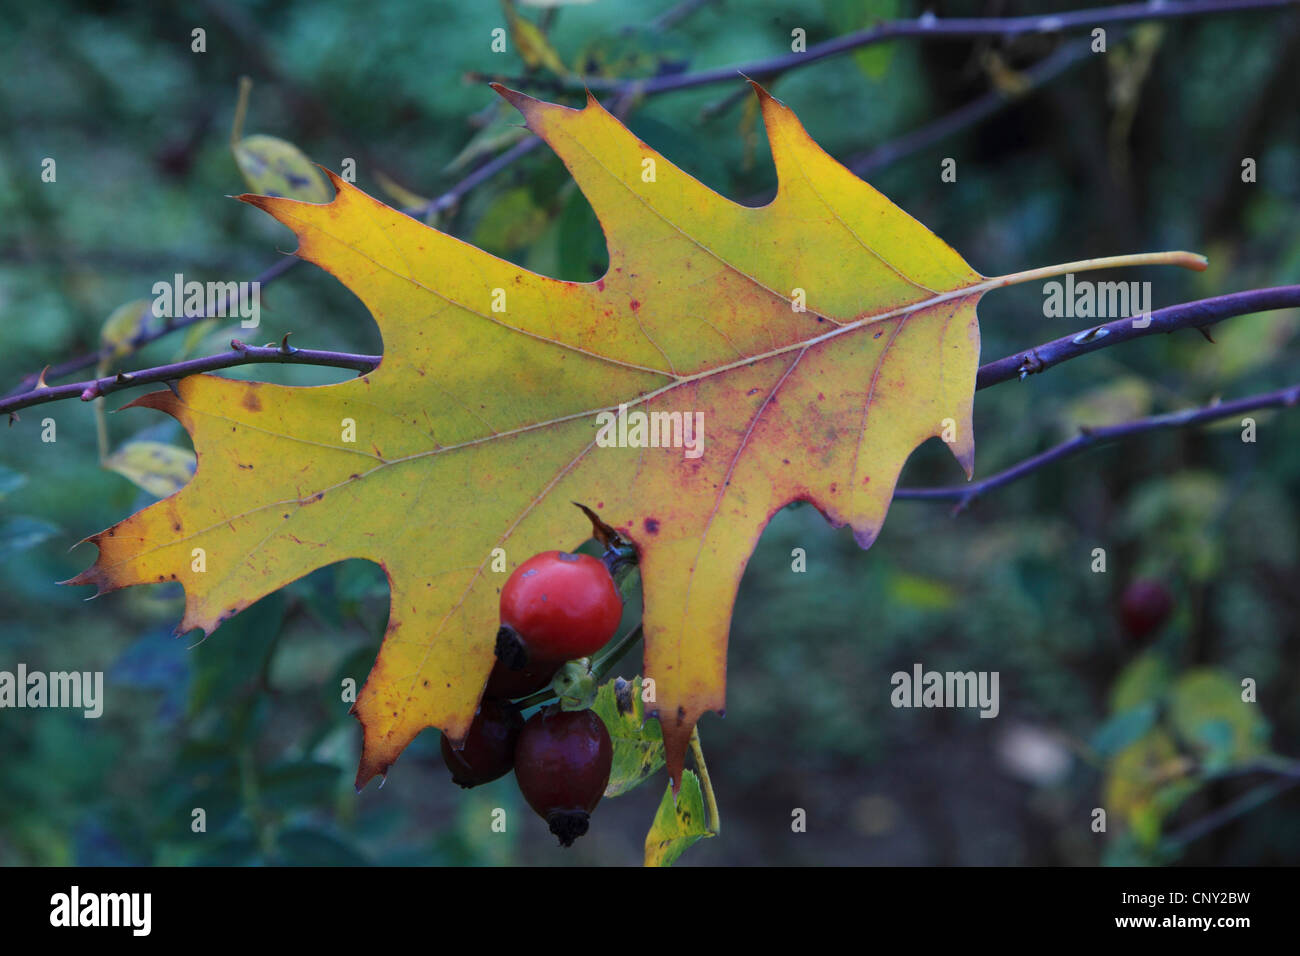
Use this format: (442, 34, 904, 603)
(514, 706, 612, 846)
(496, 551, 622, 669)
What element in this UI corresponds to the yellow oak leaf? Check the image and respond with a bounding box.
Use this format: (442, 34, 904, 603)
(68, 83, 996, 790)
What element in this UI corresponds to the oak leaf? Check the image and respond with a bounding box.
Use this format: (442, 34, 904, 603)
(69, 83, 986, 789)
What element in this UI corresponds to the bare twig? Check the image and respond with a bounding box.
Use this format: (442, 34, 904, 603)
(2, 342, 379, 417)
(848, 38, 1095, 178)
(975, 285, 1300, 389)
(480, 0, 1297, 96)
(1161, 771, 1300, 852)
(417, 134, 543, 219)
(652, 0, 719, 32)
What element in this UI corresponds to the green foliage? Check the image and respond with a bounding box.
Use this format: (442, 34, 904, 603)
(644, 771, 711, 867)
(592, 675, 665, 797)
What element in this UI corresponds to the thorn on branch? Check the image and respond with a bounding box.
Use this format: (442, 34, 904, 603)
(950, 493, 976, 516)
(278, 332, 297, 355)
(35, 366, 51, 389)
(165, 380, 182, 399)
(1071, 326, 1110, 345)
(8, 412, 19, 426)
(1017, 351, 1045, 381)
(1197, 326, 1216, 343)
(114, 371, 134, 384)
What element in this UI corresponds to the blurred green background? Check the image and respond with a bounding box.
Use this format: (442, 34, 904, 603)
(1, 0, 1298, 866)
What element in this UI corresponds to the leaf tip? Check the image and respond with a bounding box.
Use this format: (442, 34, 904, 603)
(315, 165, 347, 199)
(59, 558, 111, 598)
(853, 527, 878, 550)
(741, 74, 775, 102)
(235, 191, 270, 210)
(490, 82, 538, 114)
(660, 711, 702, 800)
(121, 387, 187, 426)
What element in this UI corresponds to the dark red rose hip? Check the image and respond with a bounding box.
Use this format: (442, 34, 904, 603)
(440, 698, 523, 788)
(514, 706, 612, 846)
(1120, 579, 1174, 641)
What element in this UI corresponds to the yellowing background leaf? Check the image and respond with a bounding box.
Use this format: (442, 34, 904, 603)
(233, 134, 333, 203)
(644, 770, 710, 867)
(99, 299, 152, 363)
(505, 2, 569, 76)
(103, 440, 198, 499)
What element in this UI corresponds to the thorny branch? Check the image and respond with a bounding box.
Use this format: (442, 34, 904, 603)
(5, 287, 1297, 418)
(5, 288, 1299, 512)
(474, 0, 1297, 96)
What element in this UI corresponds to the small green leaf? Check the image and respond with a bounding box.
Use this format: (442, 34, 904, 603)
(1109, 652, 1171, 712)
(554, 659, 598, 711)
(591, 675, 664, 797)
(260, 760, 345, 810)
(1103, 727, 1195, 845)
(556, 184, 606, 280)
(193, 836, 259, 866)
(234, 134, 332, 203)
(886, 570, 956, 610)
(0, 515, 59, 559)
(374, 171, 438, 227)
(99, 299, 153, 364)
(644, 770, 710, 867)
(473, 187, 553, 255)
(444, 120, 530, 174)
(189, 593, 285, 714)
(174, 318, 220, 361)
(1169, 669, 1269, 767)
(824, 0, 899, 79)
(103, 440, 197, 499)
(1060, 376, 1153, 436)
(507, 8, 569, 75)
(0, 465, 26, 499)
(276, 827, 369, 866)
(1091, 702, 1159, 758)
